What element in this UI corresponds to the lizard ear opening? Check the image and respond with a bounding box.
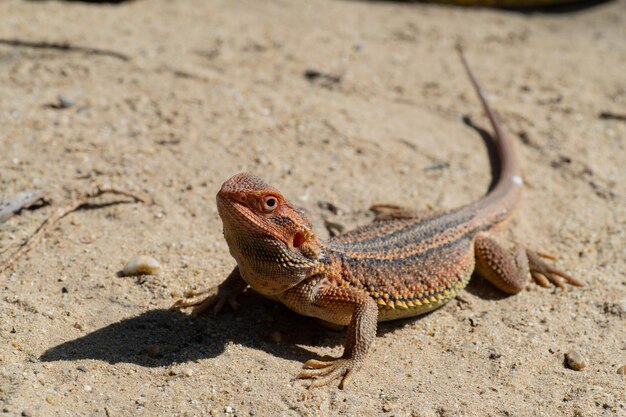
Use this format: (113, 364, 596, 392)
(293, 231, 305, 248)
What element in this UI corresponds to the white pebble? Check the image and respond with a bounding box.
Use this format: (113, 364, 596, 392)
(565, 350, 587, 371)
(122, 256, 160, 276)
(83, 385, 92, 392)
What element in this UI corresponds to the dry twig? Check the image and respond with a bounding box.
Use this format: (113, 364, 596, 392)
(0, 187, 149, 275)
(0, 38, 130, 61)
(599, 111, 626, 122)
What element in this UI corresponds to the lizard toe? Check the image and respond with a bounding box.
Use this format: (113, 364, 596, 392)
(530, 272, 551, 288)
(302, 358, 335, 369)
(170, 291, 216, 312)
(309, 366, 349, 388)
(169, 298, 196, 311)
(191, 294, 219, 317)
(298, 358, 360, 389)
(527, 250, 584, 289)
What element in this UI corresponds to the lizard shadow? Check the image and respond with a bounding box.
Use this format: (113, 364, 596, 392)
(40, 291, 348, 368)
(462, 115, 501, 193)
(40, 276, 510, 367)
(349, 0, 613, 13)
(464, 273, 513, 301)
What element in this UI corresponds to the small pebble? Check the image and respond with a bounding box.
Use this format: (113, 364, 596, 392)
(255, 154, 269, 166)
(21, 411, 32, 417)
(565, 350, 587, 371)
(225, 405, 233, 413)
(76, 365, 87, 372)
(83, 384, 92, 392)
(617, 365, 625, 375)
(382, 404, 393, 412)
(122, 256, 160, 276)
(145, 345, 162, 358)
(45, 395, 56, 405)
(423, 161, 450, 172)
(182, 369, 193, 377)
(57, 94, 75, 108)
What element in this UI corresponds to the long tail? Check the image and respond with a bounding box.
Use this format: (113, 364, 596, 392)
(456, 45, 523, 226)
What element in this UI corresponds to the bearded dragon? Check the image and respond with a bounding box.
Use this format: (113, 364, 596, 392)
(172, 48, 582, 388)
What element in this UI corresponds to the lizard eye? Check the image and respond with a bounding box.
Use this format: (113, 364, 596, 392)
(262, 195, 279, 213)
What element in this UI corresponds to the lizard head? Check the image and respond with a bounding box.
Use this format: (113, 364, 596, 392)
(216, 172, 322, 295)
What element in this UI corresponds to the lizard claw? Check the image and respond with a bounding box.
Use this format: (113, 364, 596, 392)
(527, 250, 584, 289)
(298, 356, 360, 389)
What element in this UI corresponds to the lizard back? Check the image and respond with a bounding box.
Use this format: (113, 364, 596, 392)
(321, 208, 480, 320)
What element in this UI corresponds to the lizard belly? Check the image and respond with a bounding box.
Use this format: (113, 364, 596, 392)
(375, 259, 473, 322)
(375, 287, 462, 321)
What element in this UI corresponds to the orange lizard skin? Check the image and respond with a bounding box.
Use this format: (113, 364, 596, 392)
(172, 48, 583, 388)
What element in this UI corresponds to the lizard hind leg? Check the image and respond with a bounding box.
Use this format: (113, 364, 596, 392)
(474, 233, 529, 294)
(474, 233, 583, 294)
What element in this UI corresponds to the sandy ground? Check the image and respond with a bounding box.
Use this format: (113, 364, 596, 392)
(1, 0, 625, 416)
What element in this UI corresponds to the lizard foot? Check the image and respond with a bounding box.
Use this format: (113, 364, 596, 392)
(171, 268, 247, 316)
(170, 286, 240, 317)
(298, 356, 361, 389)
(527, 250, 584, 289)
(475, 234, 584, 293)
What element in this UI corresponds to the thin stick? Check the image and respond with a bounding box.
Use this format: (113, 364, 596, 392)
(0, 187, 149, 275)
(599, 111, 626, 122)
(0, 39, 130, 62)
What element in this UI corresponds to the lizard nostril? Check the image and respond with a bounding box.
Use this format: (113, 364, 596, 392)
(228, 193, 247, 204)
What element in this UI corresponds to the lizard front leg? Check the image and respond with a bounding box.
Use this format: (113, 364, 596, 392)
(171, 266, 247, 316)
(284, 282, 379, 389)
(474, 233, 583, 293)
